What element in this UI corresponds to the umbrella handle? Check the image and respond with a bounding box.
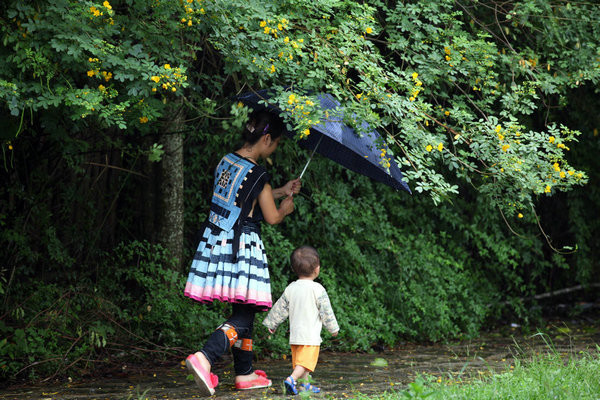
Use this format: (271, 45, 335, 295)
(299, 134, 323, 179)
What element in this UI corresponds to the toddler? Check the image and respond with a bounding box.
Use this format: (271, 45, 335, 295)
(263, 246, 339, 394)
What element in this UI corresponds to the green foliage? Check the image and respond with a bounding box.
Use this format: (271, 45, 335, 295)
(0, 240, 226, 381)
(1, 0, 600, 384)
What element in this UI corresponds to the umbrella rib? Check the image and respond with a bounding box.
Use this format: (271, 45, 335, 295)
(299, 134, 324, 179)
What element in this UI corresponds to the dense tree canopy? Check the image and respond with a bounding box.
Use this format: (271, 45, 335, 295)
(2, 0, 596, 206)
(1, 0, 598, 382)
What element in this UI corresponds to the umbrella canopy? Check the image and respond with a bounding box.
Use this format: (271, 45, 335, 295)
(236, 89, 411, 193)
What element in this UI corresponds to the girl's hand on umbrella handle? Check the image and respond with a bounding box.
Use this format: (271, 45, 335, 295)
(282, 178, 301, 196)
(291, 178, 301, 195)
(280, 193, 295, 216)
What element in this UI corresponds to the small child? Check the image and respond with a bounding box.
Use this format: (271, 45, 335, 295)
(263, 245, 339, 395)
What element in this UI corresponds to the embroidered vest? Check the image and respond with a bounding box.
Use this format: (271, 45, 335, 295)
(208, 154, 257, 232)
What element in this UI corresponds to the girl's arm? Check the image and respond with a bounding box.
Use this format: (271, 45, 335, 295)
(259, 183, 294, 225)
(272, 178, 301, 199)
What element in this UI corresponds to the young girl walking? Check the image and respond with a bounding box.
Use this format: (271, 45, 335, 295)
(184, 110, 301, 396)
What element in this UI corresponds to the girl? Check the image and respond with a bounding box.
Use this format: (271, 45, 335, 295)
(184, 110, 301, 396)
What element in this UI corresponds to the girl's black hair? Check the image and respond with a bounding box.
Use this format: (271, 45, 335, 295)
(242, 110, 285, 144)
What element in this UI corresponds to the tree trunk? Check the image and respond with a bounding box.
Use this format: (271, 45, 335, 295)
(157, 100, 185, 270)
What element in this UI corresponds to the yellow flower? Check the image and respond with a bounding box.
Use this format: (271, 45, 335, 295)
(98, 84, 106, 91)
(264, 26, 271, 34)
(298, 38, 304, 43)
(502, 144, 510, 152)
(416, 80, 422, 86)
(356, 93, 362, 100)
(557, 143, 565, 149)
(444, 110, 450, 116)
(437, 143, 443, 152)
(498, 134, 504, 141)
(103, 1, 112, 10)
(188, 19, 192, 26)
(284, 36, 289, 43)
(301, 128, 310, 138)
(549, 136, 555, 143)
(259, 20, 266, 27)
(139, 116, 149, 124)
(495, 125, 502, 133)
(545, 185, 551, 193)
(444, 46, 451, 55)
(553, 162, 560, 171)
(164, 64, 171, 69)
(269, 64, 275, 73)
(568, 170, 574, 176)
(409, 96, 415, 102)
(8, 144, 13, 150)
(559, 171, 566, 178)
(87, 70, 96, 77)
(412, 72, 419, 80)
(518, 213, 523, 218)
(365, 27, 373, 34)
(151, 76, 160, 82)
(306, 100, 314, 106)
(287, 94, 296, 104)
(426, 145, 433, 152)
(152, 87, 157, 92)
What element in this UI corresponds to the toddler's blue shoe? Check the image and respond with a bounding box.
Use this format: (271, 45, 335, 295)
(284, 376, 298, 395)
(300, 382, 321, 393)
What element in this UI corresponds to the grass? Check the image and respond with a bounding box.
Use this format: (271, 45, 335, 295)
(356, 347, 600, 400)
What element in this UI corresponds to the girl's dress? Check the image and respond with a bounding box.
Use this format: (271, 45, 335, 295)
(185, 153, 272, 311)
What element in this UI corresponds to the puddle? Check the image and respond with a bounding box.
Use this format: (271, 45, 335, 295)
(1, 322, 598, 399)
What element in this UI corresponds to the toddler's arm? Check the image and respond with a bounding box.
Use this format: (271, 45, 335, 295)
(317, 290, 339, 335)
(262, 293, 289, 332)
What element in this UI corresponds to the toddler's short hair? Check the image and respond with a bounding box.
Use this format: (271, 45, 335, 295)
(290, 246, 320, 277)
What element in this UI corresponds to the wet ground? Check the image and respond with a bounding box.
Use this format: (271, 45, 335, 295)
(1, 320, 599, 400)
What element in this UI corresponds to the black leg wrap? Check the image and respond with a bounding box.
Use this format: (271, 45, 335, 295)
(232, 346, 254, 376)
(200, 329, 229, 366)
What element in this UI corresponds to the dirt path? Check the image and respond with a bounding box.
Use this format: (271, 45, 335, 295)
(1, 320, 599, 400)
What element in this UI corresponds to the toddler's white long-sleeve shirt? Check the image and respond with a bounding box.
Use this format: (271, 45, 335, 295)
(263, 279, 339, 345)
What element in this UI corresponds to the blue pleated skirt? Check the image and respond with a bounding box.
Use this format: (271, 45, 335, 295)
(184, 223, 272, 311)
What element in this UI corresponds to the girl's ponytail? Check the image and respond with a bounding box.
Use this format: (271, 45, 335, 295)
(242, 110, 284, 144)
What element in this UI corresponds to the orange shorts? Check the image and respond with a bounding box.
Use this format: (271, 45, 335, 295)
(290, 345, 320, 372)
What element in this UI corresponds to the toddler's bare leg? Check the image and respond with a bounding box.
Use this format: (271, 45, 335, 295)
(290, 365, 308, 381)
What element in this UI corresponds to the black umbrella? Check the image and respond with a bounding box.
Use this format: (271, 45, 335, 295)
(236, 89, 411, 193)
